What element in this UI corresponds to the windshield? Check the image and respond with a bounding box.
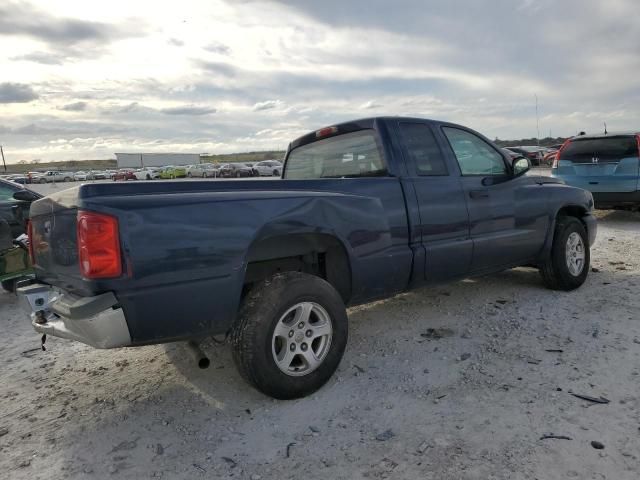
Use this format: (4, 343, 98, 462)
(284, 130, 386, 179)
(561, 136, 638, 162)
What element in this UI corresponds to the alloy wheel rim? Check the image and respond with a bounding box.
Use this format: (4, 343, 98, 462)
(565, 232, 585, 276)
(271, 302, 333, 377)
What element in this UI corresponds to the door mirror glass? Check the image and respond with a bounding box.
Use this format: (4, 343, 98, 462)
(512, 156, 530, 176)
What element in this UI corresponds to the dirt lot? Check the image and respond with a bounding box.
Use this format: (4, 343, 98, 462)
(2, 181, 639, 479)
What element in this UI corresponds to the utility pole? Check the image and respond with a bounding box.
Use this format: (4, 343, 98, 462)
(535, 94, 540, 146)
(0, 145, 6, 172)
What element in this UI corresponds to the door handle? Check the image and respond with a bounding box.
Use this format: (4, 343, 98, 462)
(469, 189, 489, 199)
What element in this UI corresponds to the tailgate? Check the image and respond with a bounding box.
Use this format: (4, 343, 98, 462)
(556, 135, 640, 193)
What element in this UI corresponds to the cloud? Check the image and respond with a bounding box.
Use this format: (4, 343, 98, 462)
(361, 100, 382, 110)
(252, 100, 282, 111)
(59, 101, 88, 111)
(197, 60, 238, 77)
(0, 83, 38, 103)
(0, 1, 146, 61)
(203, 42, 231, 55)
(11, 51, 65, 65)
(159, 105, 217, 115)
(0, 2, 119, 44)
(168, 38, 184, 47)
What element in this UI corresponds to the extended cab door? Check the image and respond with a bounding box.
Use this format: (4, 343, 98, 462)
(395, 120, 472, 283)
(439, 126, 548, 273)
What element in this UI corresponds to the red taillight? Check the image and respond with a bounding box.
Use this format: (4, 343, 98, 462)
(77, 211, 122, 279)
(315, 126, 338, 138)
(553, 139, 572, 169)
(636, 134, 640, 158)
(27, 220, 35, 265)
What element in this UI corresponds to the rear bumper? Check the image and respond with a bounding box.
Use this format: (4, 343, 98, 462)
(17, 283, 132, 348)
(592, 191, 640, 208)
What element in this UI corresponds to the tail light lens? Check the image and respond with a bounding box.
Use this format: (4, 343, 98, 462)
(27, 220, 35, 265)
(553, 139, 572, 169)
(77, 211, 122, 279)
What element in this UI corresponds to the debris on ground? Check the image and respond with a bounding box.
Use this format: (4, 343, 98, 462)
(420, 328, 455, 340)
(570, 393, 610, 404)
(540, 434, 572, 441)
(375, 429, 395, 441)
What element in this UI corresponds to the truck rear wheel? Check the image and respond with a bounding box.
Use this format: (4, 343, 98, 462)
(540, 216, 590, 291)
(231, 272, 348, 399)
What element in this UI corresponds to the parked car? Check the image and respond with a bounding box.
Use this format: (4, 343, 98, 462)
(504, 146, 545, 166)
(113, 169, 136, 181)
(185, 164, 207, 178)
(18, 116, 596, 400)
(542, 148, 559, 166)
(90, 170, 108, 180)
(219, 163, 254, 178)
(40, 171, 74, 183)
(133, 168, 161, 180)
(159, 166, 187, 179)
(26, 172, 45, 184)
(0, 178, 41, 237)
(552, 132, 640, 209)
(502, 148, 521, 160)
(253, 160, 283, 176)
(202, 164, 221, 178)
(8, 174, 28, 184)
(74, 171, 90, 181)
(105, 170, 118, 180)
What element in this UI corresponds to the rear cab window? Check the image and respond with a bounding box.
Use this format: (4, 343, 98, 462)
(284, 130, 387, 179)
(560, 136, 639, 163)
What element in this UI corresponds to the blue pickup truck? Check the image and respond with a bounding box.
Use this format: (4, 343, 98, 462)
(18, 117, 596, 399)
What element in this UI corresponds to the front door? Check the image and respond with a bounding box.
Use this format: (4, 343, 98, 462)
(439, 126, 548, 273)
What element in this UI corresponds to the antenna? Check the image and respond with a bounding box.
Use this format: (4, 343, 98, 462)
(535, 94, 540, 146)
(603, 122, 607, 135)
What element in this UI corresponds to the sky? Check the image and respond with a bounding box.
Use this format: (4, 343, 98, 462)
(0, 0, 638, 162)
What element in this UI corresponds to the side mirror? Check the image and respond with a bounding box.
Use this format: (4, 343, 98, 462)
(13, 189, 40, 202)
(512, 156, 530, 176)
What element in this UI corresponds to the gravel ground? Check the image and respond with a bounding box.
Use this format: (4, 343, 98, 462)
(2, 179, 639, 479)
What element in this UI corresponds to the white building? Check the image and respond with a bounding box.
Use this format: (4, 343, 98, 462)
(115, 153, 201, 168)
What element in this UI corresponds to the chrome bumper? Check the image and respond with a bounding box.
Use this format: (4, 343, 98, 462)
(17, 283, 132, 349)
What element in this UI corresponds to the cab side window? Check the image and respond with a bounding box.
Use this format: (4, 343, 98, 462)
(399, 123, 448, 176)
(442, 127, 507, 176)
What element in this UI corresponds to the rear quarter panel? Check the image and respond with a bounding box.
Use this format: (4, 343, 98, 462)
(49, 179, 411, 344)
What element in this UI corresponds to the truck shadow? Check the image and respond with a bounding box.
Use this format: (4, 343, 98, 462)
(161, 266, 554, 404)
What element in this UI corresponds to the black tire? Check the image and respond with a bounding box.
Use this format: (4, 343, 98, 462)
(146, 174, 151, 180)
(235, 171, 241, 178)
(1, 279, 16, 293)
(540, 216, 590, 291)
(232, 272, 348, 399)
(273, 170, 279, 176)
(187, 172, 192, 178)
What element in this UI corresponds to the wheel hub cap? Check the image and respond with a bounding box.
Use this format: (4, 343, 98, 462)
(271, 302, 333, 377)
(565, 232, 585, 276)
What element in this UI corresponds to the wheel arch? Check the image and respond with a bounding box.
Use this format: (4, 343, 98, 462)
(243, 232, 353, 304)
(541, 203, 591, 258)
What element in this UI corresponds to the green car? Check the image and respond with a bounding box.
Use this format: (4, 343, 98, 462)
(159, 166, 187, 179)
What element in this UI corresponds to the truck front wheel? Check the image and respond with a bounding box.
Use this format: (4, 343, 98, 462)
(231, 272, 348, 399)
(540, 216, 590, 291)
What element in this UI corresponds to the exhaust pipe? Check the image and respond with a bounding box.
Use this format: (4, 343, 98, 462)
(186, 341, 210, 369)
